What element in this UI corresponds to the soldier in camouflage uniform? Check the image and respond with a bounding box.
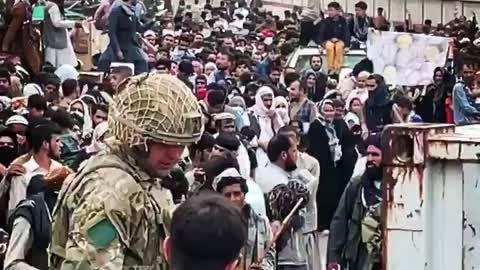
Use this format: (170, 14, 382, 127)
(50, 74, 204, 269)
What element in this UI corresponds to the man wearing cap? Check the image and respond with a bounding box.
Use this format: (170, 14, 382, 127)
(5, 115, 28, 134)
(213, 168, 275, 270)
(50, 74, 203, 269)
(142, 30, 159, 70)
(0, 126, 18, 178)
(214, 112, 237, 134)
(210, 132, 241, 159)
(327, 134, 384, 270)
(6, 115, 29, 154)
(214, 112, 256, 179)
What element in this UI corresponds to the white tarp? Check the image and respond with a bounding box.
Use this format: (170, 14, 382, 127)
(367, 30, 450, 86)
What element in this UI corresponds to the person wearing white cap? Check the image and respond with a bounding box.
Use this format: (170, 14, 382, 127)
(143, 30, 157, 45)
(54, 65, 79, 84)
(22, 83, 44, 98)
(4, 119, 66, 217)
(142, 30, 158, 67)
(5, 115, 29, 154)
(345, 71, 370, 107)
(213, 168, 275, 270)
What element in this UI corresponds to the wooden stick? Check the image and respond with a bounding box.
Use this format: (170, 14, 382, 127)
(253, 198, 305, 266)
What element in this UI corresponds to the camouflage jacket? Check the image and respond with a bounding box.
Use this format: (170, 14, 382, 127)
(50, 146, 174, 270)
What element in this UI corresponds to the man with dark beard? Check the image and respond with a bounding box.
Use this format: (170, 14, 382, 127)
(365, 74, 391, 132)
(256, 134, 310, 270)
(305, 55, 328, 102)
(256, 134, 298, 193)
(287, 73, 317, 129)
(3, 119, 67, 218)
(0, 68, 12, 97)
(0, 126, 18, 178)
(209, 49, 233, 85)
(453, 62, 480, 124)
(327, 134, 384, 270)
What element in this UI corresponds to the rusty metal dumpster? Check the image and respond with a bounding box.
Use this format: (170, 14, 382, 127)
(382, 123, 480, 270)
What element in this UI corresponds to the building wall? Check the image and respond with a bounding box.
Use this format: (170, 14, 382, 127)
(262, 0, 480, 25)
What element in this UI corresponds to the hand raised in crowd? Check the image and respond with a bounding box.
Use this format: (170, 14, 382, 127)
(5, 164, 26, 181)
(193, 168, 206, 184)
(117, 50, 125, 61)
(327, 263, 342, 270)
(249, 263, 263, 270)
(266, 109, 276, 119)
(16, 134, 26, 146)
(270, 220, 282, 236)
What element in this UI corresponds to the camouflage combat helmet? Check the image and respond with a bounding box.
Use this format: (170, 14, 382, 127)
(108, 74, 203, 147)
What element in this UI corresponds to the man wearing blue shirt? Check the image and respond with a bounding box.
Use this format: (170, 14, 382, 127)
(453, 63, 480, 125)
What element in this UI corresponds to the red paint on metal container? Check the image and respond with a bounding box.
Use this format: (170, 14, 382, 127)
(416, 166, 424, 200)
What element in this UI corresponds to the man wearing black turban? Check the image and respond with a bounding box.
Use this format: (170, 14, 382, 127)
(327, 133, 384, 270)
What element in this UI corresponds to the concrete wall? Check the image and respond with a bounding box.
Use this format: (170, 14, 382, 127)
(261, 0, 480, 25)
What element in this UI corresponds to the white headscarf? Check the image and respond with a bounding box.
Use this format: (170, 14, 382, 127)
(212, 167, 242, 191)
(252, 86, 274, 117)
(273, 96, 290, 125)
(23, 83, 43, 97)
(317, 99, 342, 162)
(204, 62, 217, 76)
(86, 121, 108, 153)
(68, 99, 93, 139)
(55, 64, 79, 83)
(251, 86, 284, 151)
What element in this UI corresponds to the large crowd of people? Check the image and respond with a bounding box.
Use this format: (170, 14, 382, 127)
(0, 0, 478, 269)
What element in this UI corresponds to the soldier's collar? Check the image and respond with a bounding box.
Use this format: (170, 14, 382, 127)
(123, 152, 152, 183)
(106, 141, 154, 183)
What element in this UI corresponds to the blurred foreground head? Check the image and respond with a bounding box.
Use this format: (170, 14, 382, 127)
(164, 192, 246, 270)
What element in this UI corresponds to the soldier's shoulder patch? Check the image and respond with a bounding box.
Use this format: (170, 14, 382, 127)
(87, 219, 118, 249)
